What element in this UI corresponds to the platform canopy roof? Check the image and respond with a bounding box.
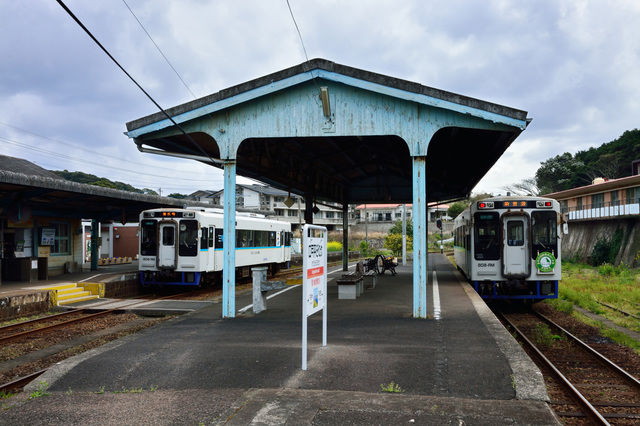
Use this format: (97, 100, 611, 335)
(126, 59, 530, 204)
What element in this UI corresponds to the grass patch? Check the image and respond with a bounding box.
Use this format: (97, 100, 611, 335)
(380, 382, 405, 393)
(557, 260, 640, 352)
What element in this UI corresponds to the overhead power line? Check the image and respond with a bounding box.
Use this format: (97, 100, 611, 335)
(286, 0, 310, 62)
(55, 0, 220, 166)
(0, 135, 214, 183)
(122, 0, 197, 99)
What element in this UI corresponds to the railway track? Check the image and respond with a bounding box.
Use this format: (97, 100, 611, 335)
(499, 309, 640, 424)
(0, 293, 196, 394)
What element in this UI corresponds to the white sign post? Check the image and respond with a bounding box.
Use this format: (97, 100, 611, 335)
(302, 224, 327, 370)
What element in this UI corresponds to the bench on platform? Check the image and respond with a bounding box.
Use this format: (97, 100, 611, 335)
(336, 274, 363, 299)
(337, 261, 378, 299)
(363, 269, 377, 289)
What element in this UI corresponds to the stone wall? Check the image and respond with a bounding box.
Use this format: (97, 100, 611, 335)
(0, 291, 51, 321)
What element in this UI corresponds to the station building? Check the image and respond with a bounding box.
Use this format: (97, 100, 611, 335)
(0, 154, 209, 283)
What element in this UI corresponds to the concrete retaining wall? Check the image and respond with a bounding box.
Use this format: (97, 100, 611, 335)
(563, 218, 640, 267)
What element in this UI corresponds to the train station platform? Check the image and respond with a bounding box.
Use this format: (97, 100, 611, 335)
(0, 254, 559, 425)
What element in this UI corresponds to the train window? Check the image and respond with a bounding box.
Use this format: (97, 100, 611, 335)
(215, 229, 223, 249)
(254, 231, 261, 247)
(209, 227, 214, 248)
(201, 227, 208, 250)
(285, 231, 292, 246)
(140, 220, 157, 256)
(506, 221, 524, 246)
(237, 229, 252, 247)
(531, 211, 558, 255)
(474, 212, 500, 260)
(178, 220, 198, 257)
(268, 231, 276, 247)
(162, 226, 174, 246)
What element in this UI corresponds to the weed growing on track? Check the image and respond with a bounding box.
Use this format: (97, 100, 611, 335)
(380, 382, 404, 393)
(1, 390, 15, 400)
(531, 324, 564, 349)
(29, 381, 50, 399)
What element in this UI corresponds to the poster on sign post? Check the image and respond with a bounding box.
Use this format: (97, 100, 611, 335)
(302, 224, 327, 370)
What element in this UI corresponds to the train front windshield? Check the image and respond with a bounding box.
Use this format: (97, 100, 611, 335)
(140, 220, 157, 256)
(474, 212, 500, 260)
(179, 220, 199, 257)
(532, 211, 558, 255)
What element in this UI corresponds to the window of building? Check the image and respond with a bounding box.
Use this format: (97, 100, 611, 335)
(627, 187, 640, 204)
(274, 209, 285, 216)
(560, 200, 568, 213)
(611, 190, 619, 206)
(288, 209, 298, 217)
(50, 222, 71, 255)
(325, 211, 334, 219)
(593, 193, 604, 208)
(577, 197, 583, 210)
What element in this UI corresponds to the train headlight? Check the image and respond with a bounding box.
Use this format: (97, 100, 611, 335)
(478, 201, 494, 209)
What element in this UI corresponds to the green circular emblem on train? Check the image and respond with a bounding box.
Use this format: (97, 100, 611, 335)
(536, 252, 556, 272)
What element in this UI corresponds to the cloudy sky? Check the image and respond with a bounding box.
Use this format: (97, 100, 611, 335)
(1, 1, 639, 198)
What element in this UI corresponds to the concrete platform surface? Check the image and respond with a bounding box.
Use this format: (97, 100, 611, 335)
(0, 255, 560, 425)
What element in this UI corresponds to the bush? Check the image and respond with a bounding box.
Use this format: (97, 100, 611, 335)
(598, 263, 617, 276)
(590, 237, 610, 266)
(327, 241, 342, 252)
(384, 233, 413, 256)
(591, 229, 624, 266)
(359, 240, 372, 257)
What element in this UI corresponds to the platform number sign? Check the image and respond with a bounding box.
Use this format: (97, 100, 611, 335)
(302, 224, 327, 370)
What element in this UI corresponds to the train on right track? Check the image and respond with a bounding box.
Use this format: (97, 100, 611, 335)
(453, 195, 567, 301)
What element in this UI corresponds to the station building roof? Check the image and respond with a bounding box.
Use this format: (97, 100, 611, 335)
(126, 59, 530, 205)
(0, 155, 211, 223)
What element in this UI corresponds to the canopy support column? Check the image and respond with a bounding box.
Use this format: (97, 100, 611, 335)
(412, 156, 427, 318)
(91, 219, 99, 271)
(342, 203, 349, 271)
(222, 160, 237, 318)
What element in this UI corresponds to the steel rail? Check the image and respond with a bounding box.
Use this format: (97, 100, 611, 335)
(0, 292, 189, 345)
(0, 369, 48, 393)
(0, 291, 175, 334)
(534, 310, 640, 391)
(0, 309, 83, 333)
(498, 312, 610, 425)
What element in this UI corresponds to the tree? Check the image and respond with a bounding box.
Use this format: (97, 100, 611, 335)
(501, 177, 539, 196)
(384, 233, 413, 256)
(535, 153, 585, 194)
(388, 219, 413, 236)
(447, 201, 469, 219)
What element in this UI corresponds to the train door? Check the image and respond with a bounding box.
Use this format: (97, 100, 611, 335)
(502, 215, 530, 277)
(278, 230, 284, 260)
(158, 222, 177, 269)
(208, 226, 215, 270)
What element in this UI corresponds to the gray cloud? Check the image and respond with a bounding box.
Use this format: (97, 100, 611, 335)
(2, 0, 639, 196)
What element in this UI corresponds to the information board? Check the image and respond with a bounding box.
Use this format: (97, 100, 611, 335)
(302, 224, 327, 370)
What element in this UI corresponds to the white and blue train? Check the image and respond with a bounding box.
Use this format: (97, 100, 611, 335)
(453, 196, 566, 301)
(139, 207, 292, 286)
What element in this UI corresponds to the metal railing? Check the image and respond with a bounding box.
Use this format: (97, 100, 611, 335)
(563, 199, 640, 221)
